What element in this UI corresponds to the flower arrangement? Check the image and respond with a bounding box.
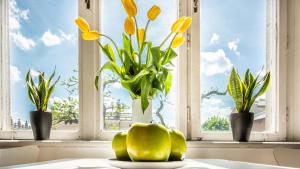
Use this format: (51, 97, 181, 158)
(75, 0, 192, 112)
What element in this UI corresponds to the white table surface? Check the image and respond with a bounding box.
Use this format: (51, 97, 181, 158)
(1, 159, 298, 169)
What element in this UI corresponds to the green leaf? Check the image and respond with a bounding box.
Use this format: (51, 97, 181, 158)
(164, 71, 173, 95)
(162, 48, 177, 65)
(248, 72, 271, 110)
(48, 68, 56, 87)
(99, 61, 122, 76)
(141, 77, 151, 113)
(102, 44, 116, 62)
(228, 68, 244, 112)
(121, 69, 149, 85)
(151, 46, 161, 67)
(146, 42, 152, 67)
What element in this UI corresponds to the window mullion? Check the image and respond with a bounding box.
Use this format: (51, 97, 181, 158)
(78, 0, 101, 140)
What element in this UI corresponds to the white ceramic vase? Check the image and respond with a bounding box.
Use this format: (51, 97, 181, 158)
(132, 99, 152, 123)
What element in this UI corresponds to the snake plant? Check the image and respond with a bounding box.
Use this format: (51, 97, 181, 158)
(26, 69, 60, 112)
(227, 68, 271, 113)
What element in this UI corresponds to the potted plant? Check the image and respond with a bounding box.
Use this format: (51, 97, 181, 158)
(75, 0, 192, 123)
(227, 68, 271, 142)
(26, 69, 60, 140)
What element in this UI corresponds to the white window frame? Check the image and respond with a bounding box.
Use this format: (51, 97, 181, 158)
(0, 0, 288, 141)
(189, 0, 288, 141)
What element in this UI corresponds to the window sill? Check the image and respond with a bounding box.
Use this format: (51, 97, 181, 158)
(1, 140, 300, 149)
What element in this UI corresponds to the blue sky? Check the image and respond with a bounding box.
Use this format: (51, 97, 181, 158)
(9, 0, 267, 129)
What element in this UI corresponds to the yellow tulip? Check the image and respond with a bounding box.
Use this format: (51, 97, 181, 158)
(82, 31, 100, 40)
(75, 16, 90, 32)
(171, 16, 186, 33)
(179, 17, 192, 33)
(124, 17, 135, 35)
(121, 0, 137, 17)
(171, 35, 185, 48)
(147, 5, 161, 21)
(138, 28, 145, 45)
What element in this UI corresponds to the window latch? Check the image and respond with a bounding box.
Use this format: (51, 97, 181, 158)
(85, 0, 90, 9)
(193, 0, 198, 13)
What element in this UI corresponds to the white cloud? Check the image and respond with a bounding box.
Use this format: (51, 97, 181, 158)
(9, 17, 20, 30)
(201, 49, 233, 76)
(41, 30, 73, 47)
(9, 0, 36, 51)
(210, 33, 220, 45)
(41, 30, 62, 46)
(10, 32, 36, 51)
(59, 30, 73, 41)
(10, 65, 21, 84)
(202, 98, 224, 107)
(228, 38, 240, 56)
(30, 69, 40, 77)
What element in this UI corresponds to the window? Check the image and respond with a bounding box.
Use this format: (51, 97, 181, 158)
(0, 0, 287, 141)
(190, 0, 287, 141)
(100, 0, 179, 131)
(4, 0, 79, 138)
(200, 0, 268, 132)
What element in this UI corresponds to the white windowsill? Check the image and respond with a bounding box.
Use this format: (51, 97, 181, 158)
(0, 140, 300, 149)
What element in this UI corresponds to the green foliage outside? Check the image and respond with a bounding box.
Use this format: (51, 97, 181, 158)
(202, 116, 230, 131)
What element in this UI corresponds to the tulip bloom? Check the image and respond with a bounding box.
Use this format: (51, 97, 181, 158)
(171, 16, 186, 33)
(124, 17, 136, 35)
(179, 17, 192, 33)
(147, 5, 161, 21)
(82, 31, 100, 41)
(121, 0, 137, 17)
(75, 17, 100, 40)
(75, 16, 89, 32)
(138, 29, 145, 45)
(172, 35, 185, 48)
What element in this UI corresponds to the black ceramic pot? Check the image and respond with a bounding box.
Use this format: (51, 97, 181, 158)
(30, 111, 52, 140)
(230, 112, 254, 142)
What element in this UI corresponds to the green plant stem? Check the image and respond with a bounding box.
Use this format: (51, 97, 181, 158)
(134, 17, 142, 67)
(138, 20, 150, 58)
(99, 33, 123, 62)
(160, 32, 173, 49)
(162, 33, 178, 63)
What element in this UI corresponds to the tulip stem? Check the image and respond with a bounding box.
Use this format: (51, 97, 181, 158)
(99, 34, 122, 62)
(160, 32, 173, 48)
(134, 17, 142, 67)
(162, 33, 178, 64)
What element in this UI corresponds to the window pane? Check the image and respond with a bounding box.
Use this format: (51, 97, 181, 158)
(200, 0, 268, 132)
(100, 0, 178, 130)
(9, 0, 79, 130)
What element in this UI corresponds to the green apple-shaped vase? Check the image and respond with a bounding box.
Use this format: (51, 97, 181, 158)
(127, 123, 171, 161)
(169, 129, 187, 161)
(112, 132, 131, 161)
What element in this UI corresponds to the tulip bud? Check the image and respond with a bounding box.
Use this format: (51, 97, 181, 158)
(171, 35, 185, 48)
(82, 31, 100, 40)
(75, 16, 90, 32)
(121, 0, 137, 17)
(124, 17, 136, 35)
(138, 29, 145, 45)
(171, 16, 186, 33)
(179, 17, 192, 33)
(147, 5, 161, 21)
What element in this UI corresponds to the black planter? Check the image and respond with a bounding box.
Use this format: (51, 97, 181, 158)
(30, 111, 52, 140)
(230, 112, 254, 142)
